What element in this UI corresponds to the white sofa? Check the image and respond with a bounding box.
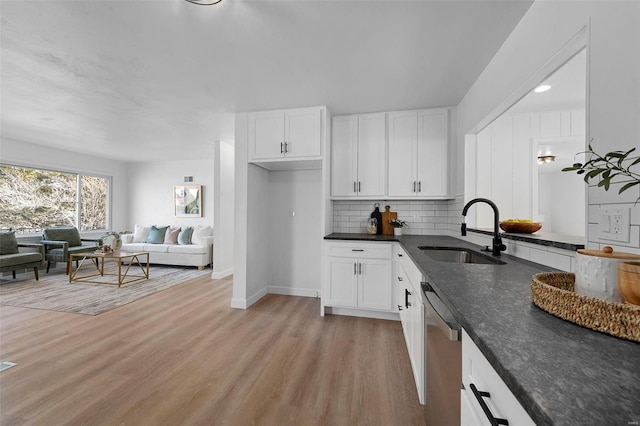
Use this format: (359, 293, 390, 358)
(121, 225, 213, 270)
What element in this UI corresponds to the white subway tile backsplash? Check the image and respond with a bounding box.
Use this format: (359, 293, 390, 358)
(333, 199, 462, 234)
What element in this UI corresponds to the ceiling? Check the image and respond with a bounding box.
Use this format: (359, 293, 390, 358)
(509, 49, 586, 114)
(1, 0, 533, 162)
(507, 49, 587, 174)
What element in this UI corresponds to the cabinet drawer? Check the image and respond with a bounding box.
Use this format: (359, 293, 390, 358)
(461, 330, 534, 426)
(395, 244, 422, 284)
(326, 242, 392, 259)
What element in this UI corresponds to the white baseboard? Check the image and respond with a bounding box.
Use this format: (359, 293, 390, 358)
(231, 286, 321, 309)
(268, 286, 320, 298)
(230, 298, 248, 309)
(325, 306, 400, 321)
(230, 287, 268, 309)
(211, 268, 233, 280)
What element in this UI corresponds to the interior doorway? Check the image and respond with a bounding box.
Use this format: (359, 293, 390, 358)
(464, 30, 588, 238)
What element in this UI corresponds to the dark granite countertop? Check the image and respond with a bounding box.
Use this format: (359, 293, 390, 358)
(324, 233, 640, 425)
(468, 228, 585, 251)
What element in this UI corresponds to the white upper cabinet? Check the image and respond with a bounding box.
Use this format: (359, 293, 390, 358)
(331, 116, 359, 196)
(331, 112, 386, 198)
(388, 111, 418, 197)
(248, 106, 323, 162)
(388, 108, 449, 198)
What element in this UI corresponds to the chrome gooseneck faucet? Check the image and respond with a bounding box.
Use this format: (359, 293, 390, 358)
(461, 198, 506, 256)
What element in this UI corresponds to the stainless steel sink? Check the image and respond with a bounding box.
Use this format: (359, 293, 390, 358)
(418, 246, 506, 265)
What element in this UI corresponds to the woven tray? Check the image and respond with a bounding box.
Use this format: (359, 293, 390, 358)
(531, 272, 640, 343)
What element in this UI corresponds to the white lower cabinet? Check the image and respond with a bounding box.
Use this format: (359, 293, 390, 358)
(394, 244, 426, 404)
(461, 329, 534, 426)
(324, 242, 393, 312)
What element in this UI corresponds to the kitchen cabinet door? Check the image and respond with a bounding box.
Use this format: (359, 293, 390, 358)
(325, 257, 358, 308)
(331, 113, 386, 198)
(249, 107, 323, 161)
(284, 107, 322, 158)
(388, 111, 418, 197)
(408, 289, 425, 401)
(388, 108, 449, 198)
(357, 258, 392, 311)
(356, 113, 387, 197)
(249, 110, 285, 160)
(331, 115, 358, 196)
(461, 329, 534, 425)
(416, 108, 448, 197)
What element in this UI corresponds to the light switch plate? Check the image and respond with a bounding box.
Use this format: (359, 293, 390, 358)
(598, 207, 630, 243)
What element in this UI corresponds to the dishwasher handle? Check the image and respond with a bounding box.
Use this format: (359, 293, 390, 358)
(422, 282, 460, 341)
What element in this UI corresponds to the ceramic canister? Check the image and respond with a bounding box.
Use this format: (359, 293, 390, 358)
(575, 246, 640, 302)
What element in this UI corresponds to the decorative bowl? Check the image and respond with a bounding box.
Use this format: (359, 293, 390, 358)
(499, 221, 542, 234)
(618, 262, 640, 306)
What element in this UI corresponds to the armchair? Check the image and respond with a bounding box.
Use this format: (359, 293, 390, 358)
(42, 227, 102, 274)
(0, 231, 44, 280)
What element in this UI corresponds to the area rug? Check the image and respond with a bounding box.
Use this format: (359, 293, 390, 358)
(0, 265, 210, 315)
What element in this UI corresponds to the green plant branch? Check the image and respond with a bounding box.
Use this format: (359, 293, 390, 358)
(562, 143, 640, 200)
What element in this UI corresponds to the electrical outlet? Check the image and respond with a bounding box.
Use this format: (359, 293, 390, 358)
(613, 215, 623, 234)
(598, 208, 630, 242)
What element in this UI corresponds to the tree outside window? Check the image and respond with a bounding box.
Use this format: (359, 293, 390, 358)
(0, 165, 110, 235)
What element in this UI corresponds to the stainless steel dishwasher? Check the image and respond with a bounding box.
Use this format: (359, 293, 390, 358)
(422, 281, 462, 426)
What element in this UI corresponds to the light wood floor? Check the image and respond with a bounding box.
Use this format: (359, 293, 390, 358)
(0, 274, 427, 425)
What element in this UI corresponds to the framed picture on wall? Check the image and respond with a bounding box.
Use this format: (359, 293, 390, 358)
(174, 185, 202, 217)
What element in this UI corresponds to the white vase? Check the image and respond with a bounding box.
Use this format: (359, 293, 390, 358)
(394, 228, 403, 236)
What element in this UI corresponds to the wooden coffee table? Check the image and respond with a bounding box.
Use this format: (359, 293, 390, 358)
(69, 251, 150, 287)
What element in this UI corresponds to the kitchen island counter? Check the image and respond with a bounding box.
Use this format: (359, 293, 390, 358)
(325, 233, 640, 425)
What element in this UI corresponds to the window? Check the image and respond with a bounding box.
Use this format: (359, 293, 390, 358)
(0, 164, 110, 235)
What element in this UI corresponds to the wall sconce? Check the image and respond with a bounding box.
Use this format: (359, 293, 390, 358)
(537, 155, 556, 164)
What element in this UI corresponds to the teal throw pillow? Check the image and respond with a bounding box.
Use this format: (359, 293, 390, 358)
(178, 227, 193, 245)
(146, 226, 169, 244)
(0, 231, 19, 255)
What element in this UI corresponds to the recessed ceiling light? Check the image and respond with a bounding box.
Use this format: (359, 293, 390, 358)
(534, 85, 551, 93)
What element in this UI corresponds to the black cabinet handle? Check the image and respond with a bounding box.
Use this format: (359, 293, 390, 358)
(398, 253, 403, 257)
(397, 276, 403, 281)
(418, 181, 421, 192)
(405, 288, 411, 308)
(353, 263, 357, 275)
(358, 181, 361, 192)
(284, 142, 288, 153)
(469, 383, 509, 426)
(353, 181, 357, 193)
(352, 249, 364, 252)
(397, 305, 403, 311)
(413, 181, 416, 192)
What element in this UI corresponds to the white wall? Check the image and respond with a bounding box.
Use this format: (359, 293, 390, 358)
(232, 113, 249, 308)
(212, 140, 235, 279)
(245, 164, 271, 303)
(541, 170, 585, 236)
(126, 159, 214, 230)
(456, 1, 640, 253)
(269, 169, 322, 296)
(0, 138, 129, 235)
(232, 112, 273, 308)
